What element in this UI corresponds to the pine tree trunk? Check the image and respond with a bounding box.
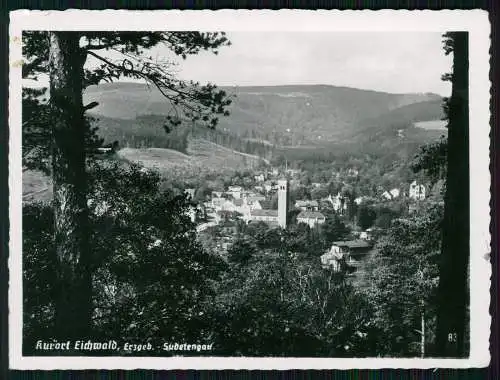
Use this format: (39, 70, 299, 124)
(436, 32, 469, 357)
(48, 32, 92, 340)
(421, 306, 425, 358)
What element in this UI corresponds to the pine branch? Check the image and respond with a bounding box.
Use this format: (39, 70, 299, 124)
(86, 50, 228, 127)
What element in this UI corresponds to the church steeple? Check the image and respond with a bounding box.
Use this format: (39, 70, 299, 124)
(277, 178, 288, 228)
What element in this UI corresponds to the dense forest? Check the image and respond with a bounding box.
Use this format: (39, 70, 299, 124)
(93, 114, 275, 158)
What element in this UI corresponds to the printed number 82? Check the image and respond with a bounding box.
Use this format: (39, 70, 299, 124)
(448, 333, 457, 342)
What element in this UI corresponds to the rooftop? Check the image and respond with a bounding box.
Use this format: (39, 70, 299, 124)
(297, 211, 326, 219)
(246, 195, 266, 202)
(248, 219, 280, 228)
(251, 209, 278, 217)
(295, 200, 319, 207)
(259, 200, 274, 209)
(332, 240, 372, 249)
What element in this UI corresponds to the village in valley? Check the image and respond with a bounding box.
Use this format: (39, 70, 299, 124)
(183, 162, 429, 279)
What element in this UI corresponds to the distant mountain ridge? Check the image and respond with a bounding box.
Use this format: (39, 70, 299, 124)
(84, 82, 445, 162)
(84, 82, 442, 144)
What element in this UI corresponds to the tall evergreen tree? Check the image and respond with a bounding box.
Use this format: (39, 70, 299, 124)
(435, 32, 469, 357)
(22, 31, 232, 338)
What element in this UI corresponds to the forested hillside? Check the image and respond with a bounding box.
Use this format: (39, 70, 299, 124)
(84, 82, 442, 145)
(85, 82, 445, 165)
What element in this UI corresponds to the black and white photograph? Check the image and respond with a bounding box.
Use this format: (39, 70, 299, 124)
(9, 10, 491, 369)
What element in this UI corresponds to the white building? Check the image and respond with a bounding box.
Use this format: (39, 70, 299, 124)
(227, 185, 243, 199)
(254, 173, 266, 182)
(359, 228, 374, 241)
(327, 193, 347, 213)
(249, 209, 279, 224)
(389, 188, 400, 199)
(294, 199, 319, 211)
(321, 240, 372, 272)
(409, 181, 426, 200)
(320, 244, 346, 272)
(354, 197, 364, 205)
(297, 211, 326, 228)
(347, 168, 359, 177)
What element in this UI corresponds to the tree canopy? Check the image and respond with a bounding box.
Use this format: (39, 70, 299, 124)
(22, 30, 233, 340)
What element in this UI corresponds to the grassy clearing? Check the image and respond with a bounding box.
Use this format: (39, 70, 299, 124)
(22, 138, 263, 203)
(118, 138, 263, 178)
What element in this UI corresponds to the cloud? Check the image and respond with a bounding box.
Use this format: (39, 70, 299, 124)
(172, 31, 452, 96)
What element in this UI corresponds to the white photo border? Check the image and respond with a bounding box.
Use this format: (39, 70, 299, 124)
(8, 9, 492, 370)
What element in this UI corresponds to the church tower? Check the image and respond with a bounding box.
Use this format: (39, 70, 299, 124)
(277, 179, 289, 228)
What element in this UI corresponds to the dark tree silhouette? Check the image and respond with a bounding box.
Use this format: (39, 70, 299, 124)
(435, 32, 469, 357)
(23, 31, 232, 338)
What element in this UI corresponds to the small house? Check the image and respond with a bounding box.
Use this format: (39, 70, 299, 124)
(297, 211, 326, 228)
(322, 239, 372, 272)
(254, 173, 265, 182)
(294, 199, 319, 212)
(409, 181, 426, 200)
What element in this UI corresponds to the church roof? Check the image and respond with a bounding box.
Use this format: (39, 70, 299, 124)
(251, 209, 278, 217)
(259, 200, 274, 209)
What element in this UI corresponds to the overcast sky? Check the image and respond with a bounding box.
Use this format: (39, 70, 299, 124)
(164, 32, 452, 96)
(25, 31, 452, 96)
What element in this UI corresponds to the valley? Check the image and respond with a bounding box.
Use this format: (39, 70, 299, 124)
(24, 82, 447, 202)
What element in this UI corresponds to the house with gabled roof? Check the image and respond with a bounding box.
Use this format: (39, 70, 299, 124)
(295, 199, 319, 211)
(321, 239, 373, 272)
(297, 211, 326, 228)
